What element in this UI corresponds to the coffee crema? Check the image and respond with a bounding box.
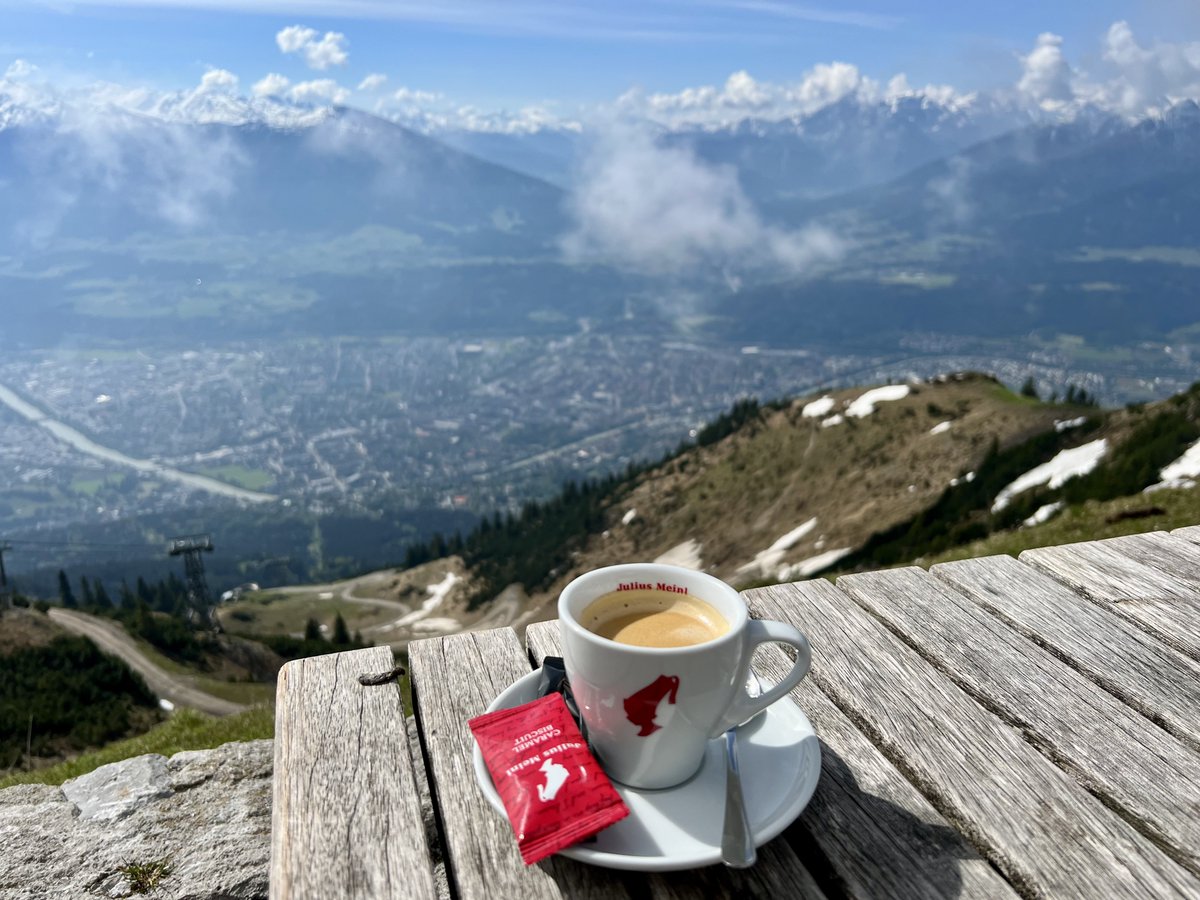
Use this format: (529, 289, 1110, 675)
(581, 589, 728, 648)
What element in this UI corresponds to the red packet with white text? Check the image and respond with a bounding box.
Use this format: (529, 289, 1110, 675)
(470, 693, 628, 865)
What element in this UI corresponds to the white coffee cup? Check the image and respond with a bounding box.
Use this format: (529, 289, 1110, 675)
(558, 563, 812, 790)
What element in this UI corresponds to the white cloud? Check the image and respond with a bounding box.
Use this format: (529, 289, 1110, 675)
(276, 25, 315, 52)
(393, 86, 440, 105)
(724, 70, 769, 107)
(455, 104, 578, 134)
(626, 69, 784, 126)
(4, 59, 38, 80)
(1098, 21, 1200, 116)
(306, 32, 349, 69)
(618, 63, 975, 128)
(199, 68, 238, 93)
(782, 61, 866, 111)
(367, 85, 579, 134)
(290, 79, 350, 105)
(882, 73, 975, 111)
(252, 73, 291, 98)
(561, 121, 842, 274)
(1011, 24, 1200, 119)
(606, 25, 1200, 130)
(276, 25, 348, 70)
(1017, 33, 1075, 111)
(926, 155, 974, 224)
(358, 73, 387, 91)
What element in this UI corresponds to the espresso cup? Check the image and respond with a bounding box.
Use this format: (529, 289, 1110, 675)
(558, 563, 812, 790)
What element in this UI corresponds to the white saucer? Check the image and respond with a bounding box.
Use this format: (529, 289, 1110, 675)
(471, 669, 821, 871)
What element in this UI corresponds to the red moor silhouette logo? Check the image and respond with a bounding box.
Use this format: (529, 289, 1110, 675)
(623, 675, 680, 736)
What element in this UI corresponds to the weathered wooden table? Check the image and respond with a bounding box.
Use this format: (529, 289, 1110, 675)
(269, 528, 1200, 899)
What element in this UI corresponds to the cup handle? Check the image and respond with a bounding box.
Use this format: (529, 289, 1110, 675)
(711, 619, 812, 736)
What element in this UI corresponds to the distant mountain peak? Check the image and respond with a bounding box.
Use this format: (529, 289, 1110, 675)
(132, 90, 335, 130)
(0, 79, 336, 133)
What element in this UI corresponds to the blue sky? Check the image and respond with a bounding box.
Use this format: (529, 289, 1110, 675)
(3, 0, 1192, 116)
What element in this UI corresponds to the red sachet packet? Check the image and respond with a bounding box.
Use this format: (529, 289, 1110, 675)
(470, 693, 629, 865)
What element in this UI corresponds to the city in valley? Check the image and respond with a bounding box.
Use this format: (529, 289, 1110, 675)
(3, 331, 1196, 542)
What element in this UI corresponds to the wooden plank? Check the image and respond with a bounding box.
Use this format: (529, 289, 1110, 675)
(748, 579, 1200, 899)
(527, 621, 1016, 900)
(270, 646, 437, 900)
(932, 554, 1200, 751)
(1172, 525, 1200, 546)
(1021, 538, 1200, 604)
(1102, 531, 1200, 587)
(645, 842, 829, 900)
(1022, 541, 1200, 660)
(409, 629, 635, 900)
(838, 565, 1200, 874)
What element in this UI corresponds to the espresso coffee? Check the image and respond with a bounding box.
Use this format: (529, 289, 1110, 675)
(581, 589, 728, 648)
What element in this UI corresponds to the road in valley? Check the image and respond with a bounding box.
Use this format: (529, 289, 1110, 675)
(0, 381, 277, 504)
(48, 608, 246, 717)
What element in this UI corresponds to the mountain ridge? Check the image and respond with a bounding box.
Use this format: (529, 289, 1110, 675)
(11, 372, 1200, 658)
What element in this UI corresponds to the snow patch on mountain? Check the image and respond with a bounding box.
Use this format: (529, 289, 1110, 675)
(655, 539, 703, 570)
(1023, 501, 1064, 527)
(1144, 437, 1200, 492)
(778, 547, 853, 581)
(992, 438, 1108, 511)
(846, 384, 911, 417)
(737, 518, 818, 578)
(802, 396, 835, 418)
(1055, 416, 1088, 432)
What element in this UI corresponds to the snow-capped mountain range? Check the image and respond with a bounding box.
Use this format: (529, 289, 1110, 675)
(2, 51, 1199, 359)
(3, 61, 1191, 192)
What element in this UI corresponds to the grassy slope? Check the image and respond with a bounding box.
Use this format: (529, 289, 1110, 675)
(219, 590, 396, 637)
(0, 706, 274, 790)
(846, 383, 1200, 570)
(924, 482, 1200, 566)
(546, 375, 1082, 596)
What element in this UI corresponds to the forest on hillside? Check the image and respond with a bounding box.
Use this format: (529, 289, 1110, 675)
(0, 627, 159, 767)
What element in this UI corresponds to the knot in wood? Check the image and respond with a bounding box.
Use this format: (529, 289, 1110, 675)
(357, 665, 406, 686)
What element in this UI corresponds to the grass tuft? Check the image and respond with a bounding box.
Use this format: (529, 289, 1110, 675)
(119, 858, 173, 895)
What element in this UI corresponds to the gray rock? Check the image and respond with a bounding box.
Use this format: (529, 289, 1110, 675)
(63, 754, 172, 821)
(0, 739, 274, 900)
